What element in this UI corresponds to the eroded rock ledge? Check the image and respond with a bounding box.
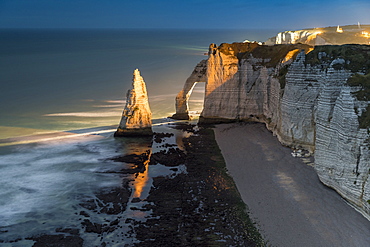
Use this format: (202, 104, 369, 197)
(174, 42, 370, 219)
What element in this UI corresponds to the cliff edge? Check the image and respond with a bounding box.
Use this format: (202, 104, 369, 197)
(174, 42, 370, 219)
(266, 24, 370, 46)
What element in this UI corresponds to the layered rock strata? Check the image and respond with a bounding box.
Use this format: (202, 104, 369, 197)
(174, 43, 370, 219)
(115, 69, 153, 137)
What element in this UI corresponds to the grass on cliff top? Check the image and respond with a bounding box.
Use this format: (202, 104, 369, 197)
(245, 44, 312, 67)
(305, 44, 370, 72)
(347, 72, 370, 129)
(306, 45, 370, 129)
(347, 72, 370, 101)
(217, 42, 312, 68)
(217, 42, 260, 57)
(217, 43, 312, 67)
(318, 32, 370, 45)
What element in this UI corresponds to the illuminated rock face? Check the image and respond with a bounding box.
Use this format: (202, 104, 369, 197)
(172, 60, 207, 120)
(266, 24, 370, 46)
(176, 43, 370, 219)
(115, 69, 153, 137)
(201, 44, 245, 119)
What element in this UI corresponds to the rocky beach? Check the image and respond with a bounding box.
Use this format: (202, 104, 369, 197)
(215, 122, 370, 247)
(0, 121, 264, 246)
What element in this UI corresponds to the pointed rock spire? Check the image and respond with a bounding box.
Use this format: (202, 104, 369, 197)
(114, 69, 153, 137)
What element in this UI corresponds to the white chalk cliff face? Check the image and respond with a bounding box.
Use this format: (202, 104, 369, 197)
(175, 43, 370, 219)
(172, 60, 207, 120)
(115, 69, 153, 137)
(265, 24, 370, 46)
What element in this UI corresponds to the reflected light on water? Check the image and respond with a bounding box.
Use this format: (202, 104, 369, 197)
(132, 152, 151, 199)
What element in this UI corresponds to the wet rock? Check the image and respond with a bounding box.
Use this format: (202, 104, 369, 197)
(55, 228, 79, 235)
(153, 132, 174, 143)
(27, 234, 83, 247)
(150, 148, 186, 166)
(80, 182, 131, 215)
(131, 197, 141, 203)
(132, 127, 264, 246)
(82, 220, 103, 234)
(79, 211, 90, 217)
(109, 152, 150, 174)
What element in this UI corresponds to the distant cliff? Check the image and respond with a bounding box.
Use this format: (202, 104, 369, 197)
(265, 24, 370, 46)
(173, 42, 370, 219)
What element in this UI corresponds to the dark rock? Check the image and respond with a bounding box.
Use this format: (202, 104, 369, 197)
(79, 211, 90, 217)
(153, 132, 174, 143)
(27, 234, 83, 247)
(150, 148, 186, 166)
(131, 197, 141, 203)
(55, 228, 79, 235)
(82, 219, 103, 234)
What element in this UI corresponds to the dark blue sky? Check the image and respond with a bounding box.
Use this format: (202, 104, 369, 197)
(1, 0, 369, 30)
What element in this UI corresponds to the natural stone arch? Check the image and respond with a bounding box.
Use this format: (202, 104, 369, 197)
(172, 60, 207, 120)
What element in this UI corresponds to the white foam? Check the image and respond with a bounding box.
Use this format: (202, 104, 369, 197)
(0, 138, 123, 228)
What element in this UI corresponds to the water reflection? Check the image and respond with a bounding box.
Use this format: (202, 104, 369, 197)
(132, 153, 151, 199)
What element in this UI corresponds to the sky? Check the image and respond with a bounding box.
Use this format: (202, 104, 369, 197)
(0, 0, 370, 30)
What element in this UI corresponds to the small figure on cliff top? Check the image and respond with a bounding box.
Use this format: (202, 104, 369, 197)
(114, 69, 153, 137)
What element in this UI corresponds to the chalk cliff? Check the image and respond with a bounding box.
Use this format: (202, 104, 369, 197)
(174, 43, 370, 219)
(266, 24, 370, 46)
(115, 69, 153, 137)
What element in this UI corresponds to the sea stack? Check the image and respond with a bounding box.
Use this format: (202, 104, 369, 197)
(114, 69, 153, 137)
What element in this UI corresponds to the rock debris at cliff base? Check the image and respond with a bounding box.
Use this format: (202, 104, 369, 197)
(132, 126, 264, 246)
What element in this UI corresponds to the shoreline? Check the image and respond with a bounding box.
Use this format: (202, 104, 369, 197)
(214, 122, 370, 247)
(0, 121, 264, 246)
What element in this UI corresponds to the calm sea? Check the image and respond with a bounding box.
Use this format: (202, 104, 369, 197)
(0, 29, 276, 138)
(0, 29, 277, 245)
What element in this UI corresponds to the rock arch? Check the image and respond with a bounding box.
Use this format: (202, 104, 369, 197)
(172, 60, 207, 120)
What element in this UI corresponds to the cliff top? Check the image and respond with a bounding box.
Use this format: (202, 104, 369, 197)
(216, 42, 312, 68)
(268, 24, 370, 46)
(305, 44, 370, 73)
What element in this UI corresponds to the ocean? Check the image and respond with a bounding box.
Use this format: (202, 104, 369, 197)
(0, 29, 277, 245)
(0, 29, 276, 137)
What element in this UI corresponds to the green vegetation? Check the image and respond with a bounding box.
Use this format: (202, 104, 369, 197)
(193, 128, 266, 246)
(347, 73, 370, 101)
(318, 32, 370, 45)
(358, 105, 370, 129)
(305, 45, 370, 73)
(217, 42, 312, 68)
(218, 43, 313, 89)
(306, 45, 370, 129)
(217, 42, 259, 57)
(277, 65, 289, 89)
(246, 44, 312, 68)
